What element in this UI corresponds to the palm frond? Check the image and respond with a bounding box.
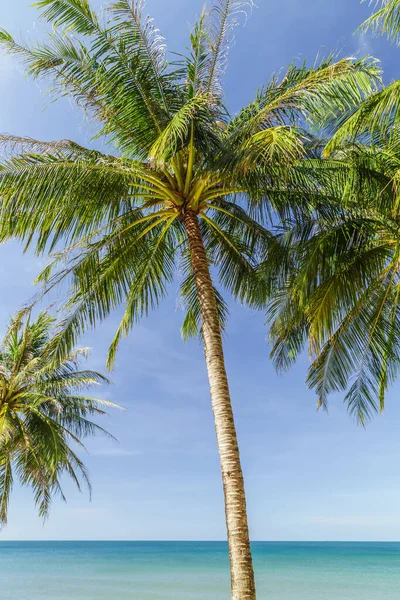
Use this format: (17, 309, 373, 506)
(226, 56, 380, 152)
(204, 0, 254, 98)
(359, 0, 400, 44)
(107, 215, 178, 368)
(109, 0, 168, 108)
(0, 454, 13, 526)
(34, 0, 99, 34)
(325, 82, 400, 155)
(150, 95, 212, 164)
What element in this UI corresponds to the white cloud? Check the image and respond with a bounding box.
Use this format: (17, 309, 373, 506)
(90, 447, 142, 457)
(353, 32, 375, 57)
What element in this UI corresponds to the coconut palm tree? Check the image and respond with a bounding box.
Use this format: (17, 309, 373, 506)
(267, 136, 400, 425)
(266, 1, 400, 426)
(0, 1, 380, 597)
(0, 310, 115, 525)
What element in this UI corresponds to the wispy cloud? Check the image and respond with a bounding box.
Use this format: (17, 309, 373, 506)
(90, 447, 142, 457)
(353, 32, 376, 57)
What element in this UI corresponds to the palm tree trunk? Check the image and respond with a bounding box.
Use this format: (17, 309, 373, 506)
(183, 209, 256, 600)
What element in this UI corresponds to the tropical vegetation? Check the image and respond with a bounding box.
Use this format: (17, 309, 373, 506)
(0, 311, 115, 525)
(360, 0, 400, 44)
(268, 0, 400, 425)
(268, 138, 400, 424)
(0, 0, 385, 598)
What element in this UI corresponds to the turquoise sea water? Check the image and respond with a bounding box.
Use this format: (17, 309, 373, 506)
(1, 541, 399, 599)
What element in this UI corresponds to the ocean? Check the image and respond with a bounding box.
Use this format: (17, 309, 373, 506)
(0, 541, 399, 599)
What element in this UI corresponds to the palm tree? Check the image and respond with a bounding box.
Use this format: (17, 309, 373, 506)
(0, 310, 116, 525)
(266, 1, 400, 425)
(0, 1, 379, 597)
(267, 136, 400, 425)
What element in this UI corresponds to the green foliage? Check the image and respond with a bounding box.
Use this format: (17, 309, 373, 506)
(267, 135, 400, 425)
(0, 2, 382, 407)
(0, 311, 117, 524)
(324, 2, 400, 152)
(265, 0, 400, 426)
(359, 0, 400, 45)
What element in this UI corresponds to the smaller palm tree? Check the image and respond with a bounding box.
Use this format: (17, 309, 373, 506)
(0, 310, 116, 525)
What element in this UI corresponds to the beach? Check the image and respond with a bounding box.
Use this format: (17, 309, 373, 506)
(1, 541, 399, 599)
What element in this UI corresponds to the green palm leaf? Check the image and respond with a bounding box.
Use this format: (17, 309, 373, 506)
(359, 0, 400, 44)
(269, 136, 400, 424)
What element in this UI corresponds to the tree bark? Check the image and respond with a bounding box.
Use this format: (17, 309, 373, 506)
(183, 209, 256, 600)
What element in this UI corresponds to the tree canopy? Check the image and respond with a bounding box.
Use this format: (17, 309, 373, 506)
(0, 0, 381, 368)
(0, 311, 117, 524)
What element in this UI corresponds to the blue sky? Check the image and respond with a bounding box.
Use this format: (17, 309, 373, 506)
(1, 0, 400, 542)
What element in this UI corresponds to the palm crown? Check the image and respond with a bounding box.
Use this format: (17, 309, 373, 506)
(0, 0, 380, 363)
(268, 135, 400, 425)
(0, 311, 115, 525)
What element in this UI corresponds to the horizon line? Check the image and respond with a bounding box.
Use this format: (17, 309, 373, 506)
(1, 539, 400, 543)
